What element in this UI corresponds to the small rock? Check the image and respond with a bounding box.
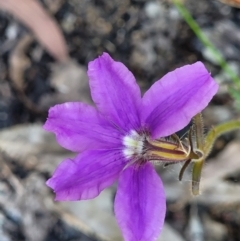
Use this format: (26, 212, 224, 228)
(40, 59, 92, 109)
(62, 13, 77, 33)
(144, 2, 164, 19)
(5, 22, 19, 40)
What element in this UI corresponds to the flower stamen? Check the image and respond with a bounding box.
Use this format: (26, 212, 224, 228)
(122, 130, 191, 165)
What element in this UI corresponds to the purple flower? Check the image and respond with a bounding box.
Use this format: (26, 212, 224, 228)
(44, 53, 218, 241)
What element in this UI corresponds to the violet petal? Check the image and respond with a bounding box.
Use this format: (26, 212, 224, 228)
(115, 163, 166, 241)
(44, 102, 122, 152)
(47, 149, 127, 201)
(141, 62, 218, 138)
(88, 53, 141, 132)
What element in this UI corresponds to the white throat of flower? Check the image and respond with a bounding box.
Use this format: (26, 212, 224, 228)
(123, 130, 145, 159)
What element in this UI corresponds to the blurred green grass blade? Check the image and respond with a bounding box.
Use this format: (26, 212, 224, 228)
(172, 0, 240, 91)
(229, 87, 240, 102)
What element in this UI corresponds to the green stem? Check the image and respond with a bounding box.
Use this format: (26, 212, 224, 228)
(193, 113, 205, 150)
(192, 158, 204, 195)
(204, 120, 240, 158)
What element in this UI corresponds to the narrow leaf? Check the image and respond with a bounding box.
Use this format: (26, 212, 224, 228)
(0, 0, 68, 62)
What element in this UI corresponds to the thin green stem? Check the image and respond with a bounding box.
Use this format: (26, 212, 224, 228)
(193, 113, 204, 150)
(192, 158, 204, 195)
(204, 120, 240, 158)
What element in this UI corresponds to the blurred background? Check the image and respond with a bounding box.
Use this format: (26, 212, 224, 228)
(0, 0, 240, 240)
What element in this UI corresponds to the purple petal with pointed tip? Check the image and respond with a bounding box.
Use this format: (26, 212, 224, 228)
(88, 53, 141, 132)
(44, 102, 122, 152)
(47, 149, 127, 201)
(141, 62, 218, 139)
(115, 163, 166, 241)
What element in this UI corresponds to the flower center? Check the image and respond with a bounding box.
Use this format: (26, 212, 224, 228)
(122, 130, 191, 165)
(122, 130, 146, 159)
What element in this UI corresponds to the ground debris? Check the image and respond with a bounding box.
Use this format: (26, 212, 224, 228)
(0, 0, 239, 240)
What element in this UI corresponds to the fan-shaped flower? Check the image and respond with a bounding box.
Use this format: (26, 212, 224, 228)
(44, 53, 218, 241)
